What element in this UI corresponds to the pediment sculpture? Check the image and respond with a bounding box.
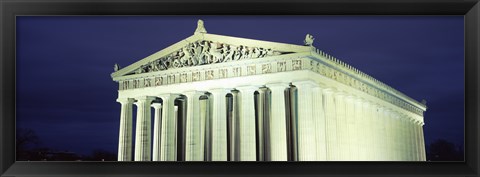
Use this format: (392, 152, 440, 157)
(130, 40, 287, 75)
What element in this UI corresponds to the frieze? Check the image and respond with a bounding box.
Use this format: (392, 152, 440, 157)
(129, 40, 286, 75)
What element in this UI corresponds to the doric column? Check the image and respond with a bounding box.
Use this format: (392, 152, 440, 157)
(384, 109, 394, 161)
(323, 88, 337, 160)
(313, 86, 327, 161)
(117, 98, 134, 161)
(419, 122, 426, 161)
(151, 103, 162, 161)
(159, 94, 179, 161)
(236, 86, 258, 161)
(334, 92, 346, 160)
(354, 98, 364, 160)
(209, 88, 230, 161)
(363, 101, 373, 160)
(377, 107, 386, 161)
(134, 96, 156, 161)
(344, 95, 355, 160)
(184, 91, 204, 161)
(265, 83, 289, 161)
(256, 87, 269, 161)
(406, 118, 414, 161)
(292, 81, 317, 161)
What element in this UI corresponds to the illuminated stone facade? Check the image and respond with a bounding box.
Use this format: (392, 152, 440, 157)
(111, 20, 427, 161)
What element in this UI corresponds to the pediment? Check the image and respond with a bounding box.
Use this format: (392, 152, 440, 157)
(111, 32, 311, 80)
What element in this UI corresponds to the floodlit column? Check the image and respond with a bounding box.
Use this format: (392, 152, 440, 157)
(334, 92, 346, 160)
(265, 83, 289, 161)
(184, 91, 204, 161)
(344, 95, 355, 160)
(134, 96, 156, 161)
(209, 88, 230, 161)
(323, 88, 337, 160)
(313, 86, 326, 161)
(363, 101, 373, 160)
(292, 81, 317, 161)
(392, 113, 400, 160)
(419, 122, 426, 161)
(236, 86, 257, 161)
(159, 94, 178, 161)
(377, 107, 386, 160)
(408, 117, 417, 161)
(256, 87, 268, 161)
(384, 109, 394, 161)
(151, 103, 162, 161)
(354, 98, 364, 160)
(117, 98, 134, 161)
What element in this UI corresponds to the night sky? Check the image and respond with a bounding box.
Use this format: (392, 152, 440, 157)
(16, 16, 464, 157)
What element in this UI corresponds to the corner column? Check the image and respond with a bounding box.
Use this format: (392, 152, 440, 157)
(265, 83, 289, 161)
(117, 98, 134, 161)
(292, 81, 317, 161)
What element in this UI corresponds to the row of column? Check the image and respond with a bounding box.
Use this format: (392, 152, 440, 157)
(117, 80, 426, 161)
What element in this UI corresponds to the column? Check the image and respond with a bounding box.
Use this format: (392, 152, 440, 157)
(344, 95, 355, 160)
(334, 92, 346, 160)
(354, 98, 365, 160)
(265, 83, 289, 161)
(200, 96, 210, 161)
(151, 103, 162, 161)
(363, 101, 373, 160)
(236, 86, 258, 161)
(378, 107, 386, 160)
(384, 109, 393, 160)
(256, 87, 267, 161)
(159, 94, 178, 161)
(406, 118, 414, 161)
(117, 98, 134, 161)
(230, 90, 240, 161)
(292, 81, 317, 161)
(323, 88, 337, 160)
(419, 122, 426, 161)
(313, 86, 327, 161)
(209, 88, 230, 161)
(184, 91, 204, 161)
(134, 96, 156, 161)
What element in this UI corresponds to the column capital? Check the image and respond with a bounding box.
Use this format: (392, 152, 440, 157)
(265, 82, 289, 89)
(322, 87, 336, 94)
(183, 91, 205, 98)
(208, 88, 231, 95)
(151, 103, 162, 109)
(117, 98, 134, 104)
(157, 93, 180, 101)
(291, 80, 318, 88)
(135, 96, 157, 102)
(235, 85, 259, 93)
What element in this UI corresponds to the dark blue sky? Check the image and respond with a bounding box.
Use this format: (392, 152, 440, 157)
(16, 16, 464, 156)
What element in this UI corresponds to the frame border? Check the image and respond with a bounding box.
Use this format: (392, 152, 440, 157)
(1, 0, 478, 176)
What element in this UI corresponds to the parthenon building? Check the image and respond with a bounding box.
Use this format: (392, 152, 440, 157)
(111, 20, 427, 161)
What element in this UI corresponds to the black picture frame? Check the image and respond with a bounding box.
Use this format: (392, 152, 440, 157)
(1, 0, 478, 176)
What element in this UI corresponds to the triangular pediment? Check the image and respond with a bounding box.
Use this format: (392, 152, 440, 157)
(111, 32, 311, 80)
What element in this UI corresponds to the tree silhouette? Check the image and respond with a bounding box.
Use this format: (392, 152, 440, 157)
(427, 139, 463, 161)
(16, 128, 41, 160)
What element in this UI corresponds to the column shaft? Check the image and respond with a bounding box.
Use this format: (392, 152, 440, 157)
(313, 87, 327, 161)
(160, 94, 178, 161)
(185, 91, 204, 161)
(266, 83, 289, 161)
(237, 86, 257, 161)
(210, 89, 229, 161)
(152, 103, 162, 161)
(323, 89, 337, 160)
(293, 81, 317, 161)
(134, 96, 155, 161)
(117, 98, 133, 161)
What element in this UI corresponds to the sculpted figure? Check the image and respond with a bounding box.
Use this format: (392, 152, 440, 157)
(194, 19, 207, 34)
(199, 41, 210, 64)
(223, 45, 235, 62)
(114, 63, 120, 71)
(233, 46, 242, 60)
(209, 42, 223, 63)
(241, 46, 249, 59)
(304, 34, 314, 46)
